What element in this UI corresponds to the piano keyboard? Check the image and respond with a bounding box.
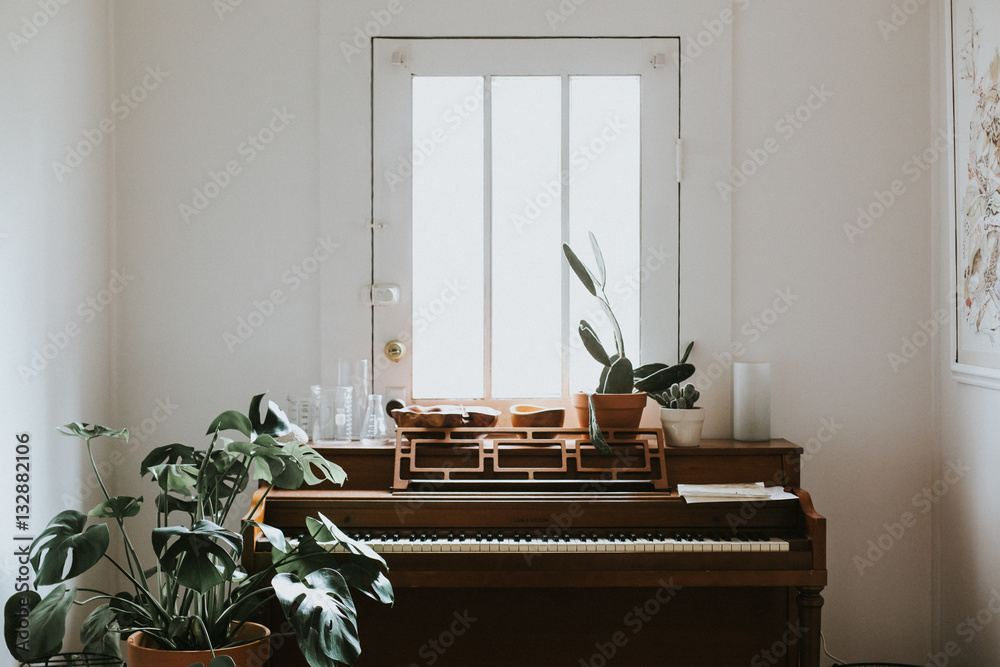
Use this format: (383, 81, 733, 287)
(333, 531, 790, 554)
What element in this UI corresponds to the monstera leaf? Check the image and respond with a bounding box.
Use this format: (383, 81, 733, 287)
(79, 603, 121, 659)
(206, 393, 293, 440)
(283, 442, 347, 487)
(57, 423, 128, 441)
(88, 495, 142, 519)
(4, 591, 39, 661)
(336, 558, 394, 606)
(228, 440, 303, 489)
(305, 514, 393, 606)
(4, 585, 75, 661)
(30, 510, 109, 586)
(246, 521, 289, 556)
(272, 569, 360, 667)
(152, 521, 242, 594)
(146, 463, 199, 494)
(307, 514, 385, 568)
(248, 393, 292, 438)
(207, 410, 252, 438)
(140, 443, 198, 475)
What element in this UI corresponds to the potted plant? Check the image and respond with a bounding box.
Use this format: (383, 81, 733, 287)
(654, 382, 705, 448)
(4, 394, 392, 667)
(562, 233, 695, 453)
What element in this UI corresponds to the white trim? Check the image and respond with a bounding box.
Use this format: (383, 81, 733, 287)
(950, 362, 1000, 390)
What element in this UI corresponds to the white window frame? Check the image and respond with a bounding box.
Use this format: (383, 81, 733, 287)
(319, 0, 733, 432)
(371, 37, 680, 405)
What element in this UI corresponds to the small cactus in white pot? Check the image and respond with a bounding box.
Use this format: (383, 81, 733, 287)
(654, 382, 704, 448)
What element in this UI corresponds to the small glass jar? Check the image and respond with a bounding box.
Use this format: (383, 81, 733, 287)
(359, 393, 388, 445)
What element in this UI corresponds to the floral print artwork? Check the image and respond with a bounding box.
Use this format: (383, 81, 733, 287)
(959, 8, 1000, 347)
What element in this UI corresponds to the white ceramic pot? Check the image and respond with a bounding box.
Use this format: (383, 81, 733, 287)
(659, 407, 705, 448)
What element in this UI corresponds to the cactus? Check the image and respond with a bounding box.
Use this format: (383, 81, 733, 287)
(653, 382, 700, 409)
(563, 233, 698, 453)
(563, 234, 696, 396)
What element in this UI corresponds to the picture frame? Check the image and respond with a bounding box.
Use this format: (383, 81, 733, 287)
(950, 0, 1000, 388)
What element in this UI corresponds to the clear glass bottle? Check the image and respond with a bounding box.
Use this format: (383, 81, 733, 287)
(360, 393, 388, 445)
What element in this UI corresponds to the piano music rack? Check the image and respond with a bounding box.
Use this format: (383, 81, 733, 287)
(393, 427, 668, 491)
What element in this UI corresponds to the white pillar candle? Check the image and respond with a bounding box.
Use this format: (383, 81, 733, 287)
(733, 362, 771, 441)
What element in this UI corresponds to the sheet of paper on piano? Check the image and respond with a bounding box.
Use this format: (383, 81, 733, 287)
(677, 482, 799, 503)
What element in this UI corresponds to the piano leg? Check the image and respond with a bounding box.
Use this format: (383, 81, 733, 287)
(796, 586, 824, 667)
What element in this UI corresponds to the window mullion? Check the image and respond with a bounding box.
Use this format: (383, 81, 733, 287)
(560, 73, 571, 399)
(483, 74, 494, 401)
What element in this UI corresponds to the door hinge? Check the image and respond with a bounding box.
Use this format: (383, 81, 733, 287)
(676, 138, 683, 183)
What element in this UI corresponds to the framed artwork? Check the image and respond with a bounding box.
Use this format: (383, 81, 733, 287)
(951, 0, 1000, 386)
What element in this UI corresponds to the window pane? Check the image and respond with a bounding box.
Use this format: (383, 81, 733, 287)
(568, 76, 641, 392)
(411, 76, 485, 399)
(491, 76, 563, 398)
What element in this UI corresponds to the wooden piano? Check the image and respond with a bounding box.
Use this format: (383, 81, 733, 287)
(245, 428, 826, 666)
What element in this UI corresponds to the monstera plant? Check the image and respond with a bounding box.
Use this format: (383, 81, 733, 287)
(4, 394, 391, 667)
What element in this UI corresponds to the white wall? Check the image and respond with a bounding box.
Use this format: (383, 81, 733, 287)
(934, 2, 1000, 665)
(7, 1, 936, 665)
(734, 2, 933, 663)
(111, 0, 324, 558)
(0, 0, 114, 662)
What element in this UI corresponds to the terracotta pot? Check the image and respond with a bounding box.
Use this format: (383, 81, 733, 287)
(659, 407, 705, 448)
(127, 622, 270, 667)
(572, 392, 647, 430)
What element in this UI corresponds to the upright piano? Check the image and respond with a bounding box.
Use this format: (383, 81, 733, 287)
(245, 428, 826, 666)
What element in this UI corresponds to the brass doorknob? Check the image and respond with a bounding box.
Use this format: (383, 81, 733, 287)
(384, 340, 406, 362)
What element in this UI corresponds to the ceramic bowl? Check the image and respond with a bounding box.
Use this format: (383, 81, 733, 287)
(509, 404, 566, 428)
